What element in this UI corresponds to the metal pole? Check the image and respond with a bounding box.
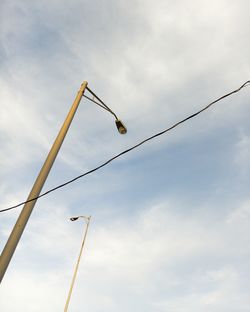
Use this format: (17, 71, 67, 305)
(0, 81, 88, 283)
(64, 216, 91, 312)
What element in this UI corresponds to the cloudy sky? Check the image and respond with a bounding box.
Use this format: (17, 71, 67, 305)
(1, 0, 250, 311)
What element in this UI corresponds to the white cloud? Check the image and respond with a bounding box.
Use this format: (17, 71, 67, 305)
(234, 130, 250, 176)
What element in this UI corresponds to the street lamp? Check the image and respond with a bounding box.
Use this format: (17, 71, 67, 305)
(64, 215, 91, 312)
(0, 81, 127, 282)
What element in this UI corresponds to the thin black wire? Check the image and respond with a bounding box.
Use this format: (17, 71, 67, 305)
(83, 94, 110, 112)
(86, 86, 119, 120)
(1, 81, 249, 213)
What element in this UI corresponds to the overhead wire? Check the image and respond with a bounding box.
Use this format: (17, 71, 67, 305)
(0, 80, 249, 213)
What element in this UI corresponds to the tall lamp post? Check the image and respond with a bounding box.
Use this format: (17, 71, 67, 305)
(0, 81, 127, 283)
(64, 215, 91, 312)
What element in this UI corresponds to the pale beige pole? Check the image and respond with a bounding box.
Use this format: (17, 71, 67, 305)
(64, 216, 91, 312)
(0, 81, 88, 283)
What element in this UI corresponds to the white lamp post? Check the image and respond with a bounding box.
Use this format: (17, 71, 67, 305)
(64, 215, 91, 312)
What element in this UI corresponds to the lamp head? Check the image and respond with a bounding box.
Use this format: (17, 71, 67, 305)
(115, 119, 127, 134)
(70, 217, 79, 221)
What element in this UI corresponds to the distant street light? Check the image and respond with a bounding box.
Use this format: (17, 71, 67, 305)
(64, 215, 91, 312)
(0, 81, 127, 283)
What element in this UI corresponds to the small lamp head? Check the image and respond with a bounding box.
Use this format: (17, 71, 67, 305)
(115, 119, 127, 134)
(70, 217, 79, 221)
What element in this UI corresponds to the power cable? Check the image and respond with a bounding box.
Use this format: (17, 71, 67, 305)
(1, 80, 249, 213)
